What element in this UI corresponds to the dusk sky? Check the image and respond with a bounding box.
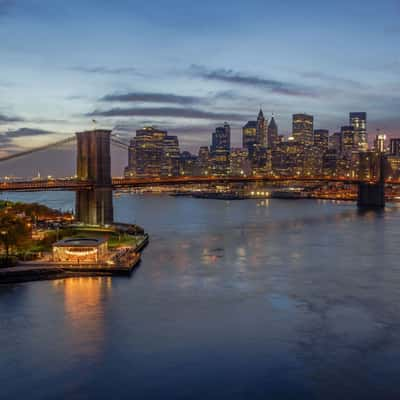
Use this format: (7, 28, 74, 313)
(1, 0, 400, 176)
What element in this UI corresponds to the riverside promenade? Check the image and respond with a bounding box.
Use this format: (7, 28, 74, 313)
(0, 234, 149, 284)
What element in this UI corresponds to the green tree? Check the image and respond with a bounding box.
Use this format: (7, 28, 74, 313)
(0, 213, 30, 259)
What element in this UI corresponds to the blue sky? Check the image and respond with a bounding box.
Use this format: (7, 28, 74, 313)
(1, 0, 400, 175)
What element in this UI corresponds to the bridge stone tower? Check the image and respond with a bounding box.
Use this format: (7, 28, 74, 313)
(357, 154, 385, 209)
(75, 130, 114, 225)
(76, 130, 112, 185)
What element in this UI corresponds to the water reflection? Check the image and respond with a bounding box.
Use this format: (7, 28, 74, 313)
(2, 194, 400, 399)
(52, 277, 112, 356)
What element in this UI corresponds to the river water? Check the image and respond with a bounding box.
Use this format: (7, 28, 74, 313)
(1, 192, 400, 399)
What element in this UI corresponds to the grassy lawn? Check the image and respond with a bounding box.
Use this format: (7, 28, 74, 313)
(107, 234, 141, 249)
(59, 228, 143, 250)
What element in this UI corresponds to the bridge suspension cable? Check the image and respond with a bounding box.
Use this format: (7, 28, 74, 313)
(0, 136, 76, 163)
(111, 136, 129, 150)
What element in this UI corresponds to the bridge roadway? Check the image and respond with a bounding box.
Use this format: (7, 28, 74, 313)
(0, 175, 395, 192)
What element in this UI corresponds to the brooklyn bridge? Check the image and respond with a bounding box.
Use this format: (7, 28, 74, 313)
(0, 129, 390, 225)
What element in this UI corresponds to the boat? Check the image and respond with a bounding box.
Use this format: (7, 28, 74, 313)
(270, 189, 307, 199)
(192, 192, 247, 200)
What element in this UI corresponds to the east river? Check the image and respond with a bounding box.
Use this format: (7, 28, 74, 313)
(1, 192, 400, 399)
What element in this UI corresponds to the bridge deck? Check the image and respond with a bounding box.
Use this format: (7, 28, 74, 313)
(0, 176, 395, 191)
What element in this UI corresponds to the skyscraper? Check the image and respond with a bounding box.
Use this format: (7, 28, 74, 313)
(211, 123, 231, 176)
(211, 123, 231, 152)
(179, 151, 198, 176)
(229, 148, 251, 176)
(197, 146, 210, 175)
(242, 120, 257, 152)
(161, 135, 181, 177)
(314, 129, 329, 152)
(292, 114, 314, 146)
(322, 149, 338, 177)
(341, 126, 356, 155)
(329, 132, 343, 155)
(350, 112, 367, 151)
(125, 126, 167, 178)
(390, 138, 400, 156)
(374, 133, 386, 153)
(256, 109, 267, 146)
(267, 116, 278, 150)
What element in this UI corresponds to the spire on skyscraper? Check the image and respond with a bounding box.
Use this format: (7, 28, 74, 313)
(269, 115, 277, 129)
(256, 109, 267, 146)
(267, 114, 278, 150)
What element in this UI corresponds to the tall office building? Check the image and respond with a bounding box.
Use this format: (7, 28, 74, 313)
(374, 133, 386, 153)
(292, 114, 314, 146)
(242, 121, 257, 152)
(303, 146, 323, 176)
(229, 148, 251, 176)
(126, 127, 167, 178)
(267, 116, 279, 150)
(180, 151, 198, 176)
(197, 146, 210, 175)
(211, 123, 231, 152)
(161, 135, 181, 177)
(341, 126, 356, 155)
(271, 139, 304, 176)
(390, 138, 400, 156)
(210, 123, 231, 176)
(314, 129, 329, 152)
(329, 132, 343, 155)
(359, 151, 379, 180)
(256, 109, 267, 146)
(322, 149, 338, 176)
(350, 112, 367, 151)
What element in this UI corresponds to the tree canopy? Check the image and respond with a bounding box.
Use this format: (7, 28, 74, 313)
(0, 213, 30, 257)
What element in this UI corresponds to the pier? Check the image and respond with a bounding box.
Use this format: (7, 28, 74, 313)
(0, 234, 149, 284)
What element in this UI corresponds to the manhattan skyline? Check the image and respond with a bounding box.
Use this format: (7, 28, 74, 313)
(1, 0, 400, 160)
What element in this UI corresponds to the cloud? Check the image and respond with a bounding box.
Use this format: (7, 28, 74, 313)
(87, 106, 251, 121)
(301, 71, 365, 89)
(99, 89, 250, 107)
(70, 66, 140, 75)
(0, 127, 55, 145)
(101, 92, 203, 105)
(0, 112, 24, 124)
(212, 90, 237, 100)
(190, 65, 316, 97)
(2, 127, 54, 137)
(164, 124, 225, 139)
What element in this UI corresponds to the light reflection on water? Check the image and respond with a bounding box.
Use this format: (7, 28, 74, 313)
(53, 277, 112, 357)
(1, 192, 400, 399)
